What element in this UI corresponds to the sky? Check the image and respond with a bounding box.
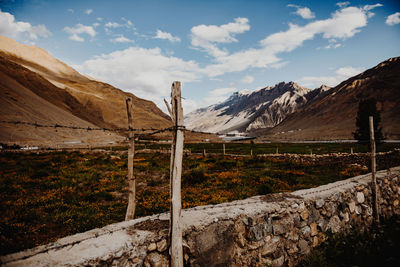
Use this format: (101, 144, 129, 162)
(0, 0, 399, 114)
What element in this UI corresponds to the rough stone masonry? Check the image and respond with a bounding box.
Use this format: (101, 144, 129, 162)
(1, 167, 400, 267)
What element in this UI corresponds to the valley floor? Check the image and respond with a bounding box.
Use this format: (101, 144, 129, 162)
(1, 143, 399, 255)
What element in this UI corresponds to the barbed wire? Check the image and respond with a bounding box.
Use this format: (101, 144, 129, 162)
(0, 120, 190, 138)
(0, 120, 169, 133)
(0, 120, 251, 137)
(2, 120, 397, 140)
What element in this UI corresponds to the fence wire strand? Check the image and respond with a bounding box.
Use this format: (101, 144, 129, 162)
(0, 120, 251, 138)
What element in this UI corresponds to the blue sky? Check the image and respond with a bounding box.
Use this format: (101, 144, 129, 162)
(1, 0, 399, 114)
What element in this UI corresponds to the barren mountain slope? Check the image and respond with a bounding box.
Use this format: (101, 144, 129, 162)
(0, 56, 123, 145)
(261, 57, 400, 140)
(0, 36, 171, 130)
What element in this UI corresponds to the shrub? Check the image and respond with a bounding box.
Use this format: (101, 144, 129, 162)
(182, 167, 207, 185)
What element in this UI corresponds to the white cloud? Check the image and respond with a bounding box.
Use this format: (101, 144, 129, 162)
(336, 2, 350, 8)
(322, 39, 343, 49)
(182, 87, 239, 114)
(122, 18, 134, 29)
(296, 66, 364, 88)
(105, 22, 121, 28)
(190, 17, 250, 57)
(64, 24, 96, 42)
(69, 34, 84, 42)
(386, 12, 400, 26)
(362, 3, 383, 18)
(85, 9, 93, 15)
(154, 29, 181, 43)
(209, 87, 237, 97)
(105, 19, 135, 34)
(0, 10, 50, 41)
(77, 47, 200, 105)
(363, 3, 383, 11)
(75, 4, 378, 113)
(93, 22, 100, 27)
(111, 35, 134, 43)
(202, 5, 377, 77)
(182, 98, 199, 114)
(202, 87, 236, 107)
(241, 75, 254, 84)
(324, 43, 342, 49)
(105, 20, 134, 29)
(288, 5, 315, 19)
(269, 61, 289, 69)
(67, 8, 74, 13)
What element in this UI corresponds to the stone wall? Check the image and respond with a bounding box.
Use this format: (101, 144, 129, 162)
(2, 167, 399, 267)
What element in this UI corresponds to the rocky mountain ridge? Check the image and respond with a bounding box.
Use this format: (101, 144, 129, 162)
(185, 81, 326, 133)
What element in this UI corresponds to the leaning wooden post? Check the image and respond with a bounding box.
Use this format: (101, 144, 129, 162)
(125, 97, 136, 220)
(369, 116, 380, 224)
(169, 81, 184, 267)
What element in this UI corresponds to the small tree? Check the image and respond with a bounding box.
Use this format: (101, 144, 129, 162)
(353, 98, 383, 142)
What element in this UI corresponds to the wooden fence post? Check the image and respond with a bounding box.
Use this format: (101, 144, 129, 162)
(223, 143, 226, 155)
(169, 81, 184, 267)
(369, 116, 380, 224)
(125, 97, 136, 221)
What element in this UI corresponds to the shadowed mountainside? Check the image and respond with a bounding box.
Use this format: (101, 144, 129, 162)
(257, 57, 400, 141)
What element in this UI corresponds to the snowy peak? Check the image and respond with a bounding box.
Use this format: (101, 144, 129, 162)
(185, 81, 311, 133)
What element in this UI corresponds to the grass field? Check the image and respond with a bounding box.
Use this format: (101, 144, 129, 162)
(141, 141, 400, 155)
(1, 142, 399, 255)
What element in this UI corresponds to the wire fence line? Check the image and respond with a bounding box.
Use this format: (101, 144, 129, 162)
(0, 120, 169, 134)
(0, 120, 242, 138)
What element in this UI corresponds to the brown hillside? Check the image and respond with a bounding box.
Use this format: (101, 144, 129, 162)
(0, 36, 171, 131)
(259, 57, 400, 141)
(0, 56, 123, 145)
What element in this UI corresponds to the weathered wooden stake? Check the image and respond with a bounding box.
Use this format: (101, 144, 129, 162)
(203, 148, 206, 157)
(276, 147, 279, 155)
(251, 149, 253, 157)
(169, 81, 184, 267)
(369, 116, 380, 224)
(351, 147, 353, 154)
(125, 97, 136, 221)
(223, 143, 226, 155)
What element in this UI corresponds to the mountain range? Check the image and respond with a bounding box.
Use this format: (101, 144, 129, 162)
(186, 57, 400, 140)
(185, 81, 330, 134)
(1, 36, 399, 144)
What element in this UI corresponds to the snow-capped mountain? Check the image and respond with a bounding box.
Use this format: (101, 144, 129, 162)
(185, 81, 318, 134)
